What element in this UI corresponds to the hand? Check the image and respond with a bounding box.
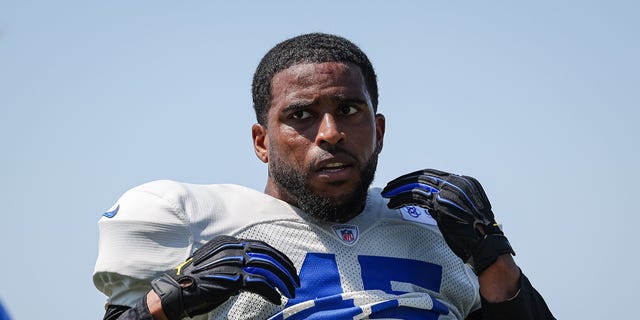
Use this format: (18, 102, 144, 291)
(382, 169, 515, 274)
(151, 235, 300, 319)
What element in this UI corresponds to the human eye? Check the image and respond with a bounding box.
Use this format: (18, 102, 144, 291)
(290, 110, 312, 120)
(338, 105, 359, 116)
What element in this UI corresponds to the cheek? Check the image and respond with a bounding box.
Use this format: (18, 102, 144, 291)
(270, 127, 311, 161)
(350, 120, 378, 154)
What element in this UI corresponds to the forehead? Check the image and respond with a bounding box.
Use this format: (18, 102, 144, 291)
(270, 62, 369, 103)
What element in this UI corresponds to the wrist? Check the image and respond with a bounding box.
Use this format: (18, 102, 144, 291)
(146, 291, 168, 320)
(472, 233, 515, 274)
(151, 274, 188, 320)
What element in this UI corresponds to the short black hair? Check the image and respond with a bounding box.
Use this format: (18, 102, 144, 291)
(251, 33, 378, 125)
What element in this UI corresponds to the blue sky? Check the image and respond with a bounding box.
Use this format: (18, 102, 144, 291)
(1, 1, 638, 319)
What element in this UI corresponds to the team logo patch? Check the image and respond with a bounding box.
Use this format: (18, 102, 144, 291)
(400, 206, 437, 225)
(332, 224, 359, 246)
(103, 204, 120, 218)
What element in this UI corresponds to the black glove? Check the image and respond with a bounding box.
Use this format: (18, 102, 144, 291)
(150, 235, 300, 319)
(381, 169, 515, 274)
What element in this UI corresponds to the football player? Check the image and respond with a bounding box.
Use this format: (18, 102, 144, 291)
(94, 33, 554, 320)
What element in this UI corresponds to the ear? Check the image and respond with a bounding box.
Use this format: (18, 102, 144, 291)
(252, 123, 269, 163)
(374, 113, 385, 153)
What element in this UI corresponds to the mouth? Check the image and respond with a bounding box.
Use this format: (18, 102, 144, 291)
(313, 153, 357, 182)
(319, 162, 350, 172)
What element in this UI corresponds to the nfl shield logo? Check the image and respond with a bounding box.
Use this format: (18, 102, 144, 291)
(332, 224, 359, 246)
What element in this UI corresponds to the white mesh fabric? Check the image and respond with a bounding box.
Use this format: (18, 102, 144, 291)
(93, 181, 481, 318)
(207, 189, 480, 319)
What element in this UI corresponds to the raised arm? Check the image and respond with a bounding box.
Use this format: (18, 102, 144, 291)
(382, 169, 554, 319)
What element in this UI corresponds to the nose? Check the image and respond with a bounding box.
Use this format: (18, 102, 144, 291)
(316, 113, 344, 146)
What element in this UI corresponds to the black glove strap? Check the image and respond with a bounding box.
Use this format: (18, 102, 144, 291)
(151, 274, 187, 320)
(472, 234, 516, 274)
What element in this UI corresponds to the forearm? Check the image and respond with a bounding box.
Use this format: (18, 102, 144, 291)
(478, 254, 520, 302)
(479, 257, 555, 320)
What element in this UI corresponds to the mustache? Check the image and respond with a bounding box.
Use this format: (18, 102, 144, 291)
(323, 144, 353, 156)
(310, 145, 359, 168)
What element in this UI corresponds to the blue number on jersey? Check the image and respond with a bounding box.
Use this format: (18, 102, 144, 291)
(273, 253, 448, 320)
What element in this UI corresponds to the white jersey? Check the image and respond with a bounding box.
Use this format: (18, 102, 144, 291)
(93, 180, 481, 319)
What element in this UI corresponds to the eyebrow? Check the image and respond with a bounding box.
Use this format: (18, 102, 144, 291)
(282, 96, 369, 113)
(333, 96, 368, 106)
(282, 100, 314, 113)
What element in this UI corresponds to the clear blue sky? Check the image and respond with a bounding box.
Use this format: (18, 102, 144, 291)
(1, 1, 638, 319)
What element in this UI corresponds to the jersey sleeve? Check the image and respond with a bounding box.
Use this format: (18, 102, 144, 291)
(93, 180, 194, 308)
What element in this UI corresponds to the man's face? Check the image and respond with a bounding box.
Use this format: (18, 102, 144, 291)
(252, 62, 385, 221)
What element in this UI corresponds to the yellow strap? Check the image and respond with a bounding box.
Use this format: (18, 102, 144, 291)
(175, 258, 193, 276)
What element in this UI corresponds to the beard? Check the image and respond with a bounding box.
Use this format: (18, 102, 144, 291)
(269, 148, 379, 222)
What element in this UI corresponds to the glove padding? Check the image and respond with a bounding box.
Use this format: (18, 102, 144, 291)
(382, 169, 515, 274)
(151, 235, 300, 319)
